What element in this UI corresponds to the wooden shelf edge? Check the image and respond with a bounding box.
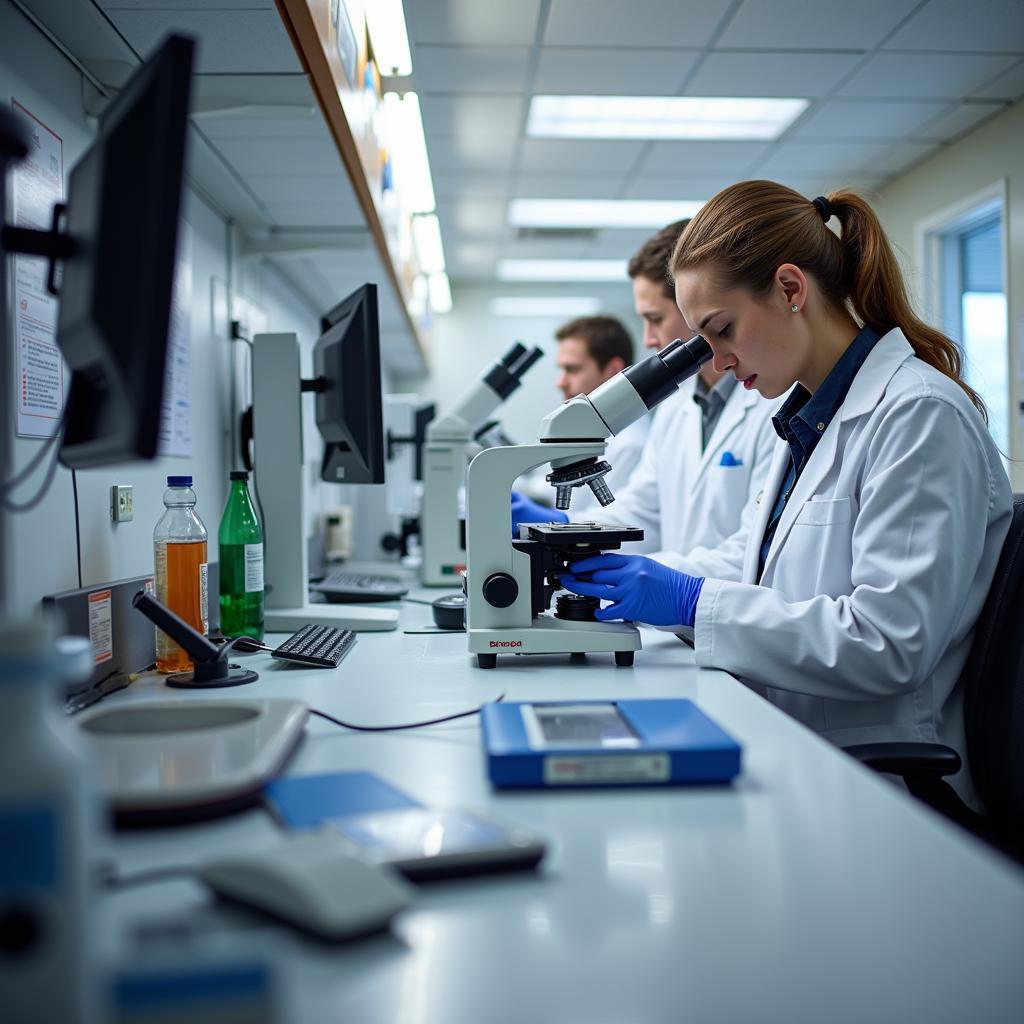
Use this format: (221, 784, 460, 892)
(275, 0, 429, 374)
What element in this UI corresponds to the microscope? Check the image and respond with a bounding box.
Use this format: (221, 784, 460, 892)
(420, 342, 543, 586)
(465, 335, 713, 668)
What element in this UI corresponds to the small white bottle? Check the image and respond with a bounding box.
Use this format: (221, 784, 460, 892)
(0, 619, 98, 1023)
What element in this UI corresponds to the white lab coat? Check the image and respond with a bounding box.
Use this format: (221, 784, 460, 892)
(682, 329, 1012, 805)
(591, 377, 777, 562)
(570, 415, 649, 519)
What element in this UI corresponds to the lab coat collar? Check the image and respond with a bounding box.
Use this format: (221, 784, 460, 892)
(837, 327, 913, 422)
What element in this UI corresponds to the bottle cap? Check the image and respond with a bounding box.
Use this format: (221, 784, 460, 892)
(167, 475, 193, 487)
(230, 471, 249, 481)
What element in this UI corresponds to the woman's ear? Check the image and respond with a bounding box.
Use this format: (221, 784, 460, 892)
(775, 263, 807, 311)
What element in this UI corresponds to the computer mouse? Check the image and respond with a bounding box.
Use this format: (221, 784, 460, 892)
(196, 830, 413, 942)
(432, 594, 466, 630)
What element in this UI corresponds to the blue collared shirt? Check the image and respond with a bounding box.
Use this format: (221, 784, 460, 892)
(758, 324, 882, 579)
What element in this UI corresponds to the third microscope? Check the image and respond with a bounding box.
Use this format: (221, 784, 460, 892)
(420, 342, 543, 586)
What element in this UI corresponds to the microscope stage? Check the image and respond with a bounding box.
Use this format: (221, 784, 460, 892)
(521, 522, 644, 546)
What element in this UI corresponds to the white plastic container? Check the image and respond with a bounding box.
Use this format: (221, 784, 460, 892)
(0, 619, 97, 1023)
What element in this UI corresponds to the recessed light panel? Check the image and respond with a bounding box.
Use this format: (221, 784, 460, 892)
(527, 96, 809, 140)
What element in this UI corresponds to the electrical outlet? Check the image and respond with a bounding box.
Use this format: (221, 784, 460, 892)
(111, 484, 133, 523)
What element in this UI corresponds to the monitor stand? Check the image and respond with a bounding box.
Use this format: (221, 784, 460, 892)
(251, 332, 398, 633)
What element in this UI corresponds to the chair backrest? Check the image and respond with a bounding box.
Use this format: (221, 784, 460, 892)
(962, 493, 1024, 850)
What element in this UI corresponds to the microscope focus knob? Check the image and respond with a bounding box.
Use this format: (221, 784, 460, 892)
(482, 572, 518, 608)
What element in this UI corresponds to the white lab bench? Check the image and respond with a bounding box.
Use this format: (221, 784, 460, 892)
(97, 581, 1024, 1023)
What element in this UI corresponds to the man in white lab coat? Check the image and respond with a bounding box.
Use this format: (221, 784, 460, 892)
(594, 220, 777, 572)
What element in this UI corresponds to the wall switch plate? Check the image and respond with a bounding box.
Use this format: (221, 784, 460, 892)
(111, 484, 133, 523)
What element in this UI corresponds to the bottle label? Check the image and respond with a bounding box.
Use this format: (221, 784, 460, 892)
(244, 544, 264, 593)
(200, 562, 209, 634)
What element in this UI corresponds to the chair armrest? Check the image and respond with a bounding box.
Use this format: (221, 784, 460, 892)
(844, 742, 961, 779)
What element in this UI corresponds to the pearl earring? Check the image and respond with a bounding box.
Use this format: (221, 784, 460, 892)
(791, 304, 800, 313)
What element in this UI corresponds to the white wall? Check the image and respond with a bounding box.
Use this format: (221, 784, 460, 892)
(0, 1, 368, 615)
(877, 99, 1024, 490)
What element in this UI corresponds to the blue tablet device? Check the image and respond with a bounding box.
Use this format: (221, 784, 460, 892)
(480, 699, 741, 788)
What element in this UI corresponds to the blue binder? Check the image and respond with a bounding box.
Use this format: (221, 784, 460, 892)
(481, 699, 741, 788)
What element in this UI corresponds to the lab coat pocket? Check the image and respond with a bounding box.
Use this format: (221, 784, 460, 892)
(793, 497, 851, 527)
(781, 497, 853, 598)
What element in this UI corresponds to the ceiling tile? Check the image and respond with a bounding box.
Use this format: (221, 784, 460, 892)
(533, 48, 699, 94)
(440, 198, 509, 235)
(519, 139, 643, 174)
(790, 100, 951, 140)
(512, 173, 632, 199)
(500, 236, 607, 260)
(410, 45, 531, 93)
(883, 0, 1024, 54)
(637, 140, 773, 175)
(426, 133, 518, 172)
(406, 0, 542, 46)
(870, 141, 942, 175)
(972, 58, 1024, 100)
(717, 0, 921, 50)
(433, 173, 513, 200)
(191, 73, 315, 108)
(686, 51, 863, 97)
(545, 0, 724, 48)
(620, 172, 740, 200)
(836, 52, 1019, 98)
(420, 94, 524, 138)
(102, 10, 300, 73)
(583, 229, 666, 259)
(752, 140, 890, 176)
(914, 101, 1009, 141)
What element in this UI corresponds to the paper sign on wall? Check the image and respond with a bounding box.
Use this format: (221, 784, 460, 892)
(10, 100, 64, 439)
(158, 224, 193, 458)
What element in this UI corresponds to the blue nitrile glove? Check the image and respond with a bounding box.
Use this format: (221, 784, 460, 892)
(561, 553, 704, 627)
(511, 490, 568, 535)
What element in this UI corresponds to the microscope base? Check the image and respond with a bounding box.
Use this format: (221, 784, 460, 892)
(469, 615, 640, 668)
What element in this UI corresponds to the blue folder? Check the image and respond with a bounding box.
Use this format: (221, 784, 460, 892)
(481, 699, 741, 789)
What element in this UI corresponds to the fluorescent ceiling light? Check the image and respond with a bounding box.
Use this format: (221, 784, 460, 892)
(489, 297, 602, 318)
(365, 0, 413, 77)
(412, 214, 445, 274)
(382, 92, 435, 213)
(509, 199, 704, 229)
(496, 260, 628, 282)
(528, 96, 809, 140)
(428, 272, 452, 314)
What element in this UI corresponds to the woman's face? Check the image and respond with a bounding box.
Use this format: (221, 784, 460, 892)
(674, 265, 808, 400)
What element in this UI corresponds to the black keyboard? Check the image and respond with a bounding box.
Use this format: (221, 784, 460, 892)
(310, 570, 408, 603)
(271, 624, 357, 668)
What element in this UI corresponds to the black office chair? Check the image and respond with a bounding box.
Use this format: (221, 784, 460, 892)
(845, 493, 1024, 863)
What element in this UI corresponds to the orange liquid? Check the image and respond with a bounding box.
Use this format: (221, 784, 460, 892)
(155, 540, 208, 673)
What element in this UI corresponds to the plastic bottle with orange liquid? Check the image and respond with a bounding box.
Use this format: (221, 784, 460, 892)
(153, 475, 208, 673)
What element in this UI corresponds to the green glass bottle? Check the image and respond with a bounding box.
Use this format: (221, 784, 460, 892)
(218, 470, 264, 640)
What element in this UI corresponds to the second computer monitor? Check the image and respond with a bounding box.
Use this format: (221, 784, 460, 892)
(313, 283, 385, 485)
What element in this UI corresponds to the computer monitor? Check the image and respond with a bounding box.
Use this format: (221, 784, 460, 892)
(313, 283, 385, 485)
(56, 35, 193, 468)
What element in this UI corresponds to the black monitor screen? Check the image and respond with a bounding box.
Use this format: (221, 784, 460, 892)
(56, 34, 194, 468)
(313, 283, 385, 485)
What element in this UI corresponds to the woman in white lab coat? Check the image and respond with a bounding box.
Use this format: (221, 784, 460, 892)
(562, 180, 1012, 805)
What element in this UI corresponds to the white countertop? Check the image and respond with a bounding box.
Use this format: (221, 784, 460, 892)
(96, 580, 1024, 1023)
